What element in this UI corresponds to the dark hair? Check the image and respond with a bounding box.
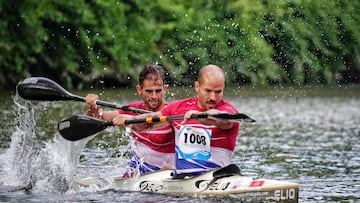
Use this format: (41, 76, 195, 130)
(139, 64, 166, 86)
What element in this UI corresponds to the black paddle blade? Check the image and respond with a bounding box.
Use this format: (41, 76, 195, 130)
(58, 115, 113, 141)
(211, 113, 256, 123)
(16, 77, 83, 101)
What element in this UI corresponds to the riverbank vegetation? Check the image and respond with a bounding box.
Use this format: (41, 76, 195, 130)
(1, 0, 359, 89)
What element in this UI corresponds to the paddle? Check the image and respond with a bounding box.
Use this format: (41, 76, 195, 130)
(58, 113, 256, 141)
(16, 77, 150, 114)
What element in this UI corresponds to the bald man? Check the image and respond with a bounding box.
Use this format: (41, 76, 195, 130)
(113, 64, 240, 176)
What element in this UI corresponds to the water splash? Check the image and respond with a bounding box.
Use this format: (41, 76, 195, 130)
(0, 94, 39, 188)
(0, 94, 89, 194)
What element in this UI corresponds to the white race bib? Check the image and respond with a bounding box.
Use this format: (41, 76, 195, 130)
(177, 126, 212, 160)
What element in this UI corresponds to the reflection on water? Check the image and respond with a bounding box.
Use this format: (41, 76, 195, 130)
(0, 87, 359, 202)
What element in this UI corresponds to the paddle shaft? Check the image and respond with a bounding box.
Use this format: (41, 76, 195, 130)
(124, 113, 210, 125)
(124, 113, 255, 124)
(93, 115, 204, 126)
(70, 94, 150, 114)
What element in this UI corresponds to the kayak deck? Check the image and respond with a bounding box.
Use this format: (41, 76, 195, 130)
(75, 165, 299, 202)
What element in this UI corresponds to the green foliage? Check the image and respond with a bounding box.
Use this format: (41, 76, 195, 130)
(259, 0, 360, 84)
(0, 0, 359, 89)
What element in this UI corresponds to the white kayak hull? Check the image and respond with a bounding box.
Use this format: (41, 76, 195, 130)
(76, 165, 299, 202)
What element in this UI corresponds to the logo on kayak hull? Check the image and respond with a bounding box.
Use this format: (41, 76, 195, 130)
(273, 188, 297, 201)
(139, 181, 163, 192)
(195, 180, 230, 191)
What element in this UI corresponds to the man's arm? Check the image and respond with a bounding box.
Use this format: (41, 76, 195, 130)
(112, 111, 168, 131)
(85, 93, 120, 121)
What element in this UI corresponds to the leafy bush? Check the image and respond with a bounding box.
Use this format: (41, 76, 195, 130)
(0, 0, 359, 89)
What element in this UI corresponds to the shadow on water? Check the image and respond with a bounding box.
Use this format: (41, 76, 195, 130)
(0, 86, 359, 202)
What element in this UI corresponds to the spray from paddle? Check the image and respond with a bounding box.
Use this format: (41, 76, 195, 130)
(0, 93, 81, 194)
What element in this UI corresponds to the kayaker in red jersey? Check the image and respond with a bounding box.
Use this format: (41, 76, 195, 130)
(85, 65, 174, 177)
(112, 64, 240, 177)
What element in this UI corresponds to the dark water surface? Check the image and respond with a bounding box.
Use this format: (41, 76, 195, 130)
(0, 86, 359, 202)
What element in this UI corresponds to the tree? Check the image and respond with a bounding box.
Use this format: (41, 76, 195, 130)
(0, 0, 359, 89)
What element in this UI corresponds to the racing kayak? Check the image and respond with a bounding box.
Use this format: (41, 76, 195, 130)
(16, 77, 298, 201)
(75, 164, 299, 202)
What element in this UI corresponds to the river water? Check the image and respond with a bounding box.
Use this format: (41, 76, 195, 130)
(0, 86, 359, 202)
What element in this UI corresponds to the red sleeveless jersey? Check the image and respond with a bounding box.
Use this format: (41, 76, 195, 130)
(160, 98, 240, 151)
(118, 101, 175, 153)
